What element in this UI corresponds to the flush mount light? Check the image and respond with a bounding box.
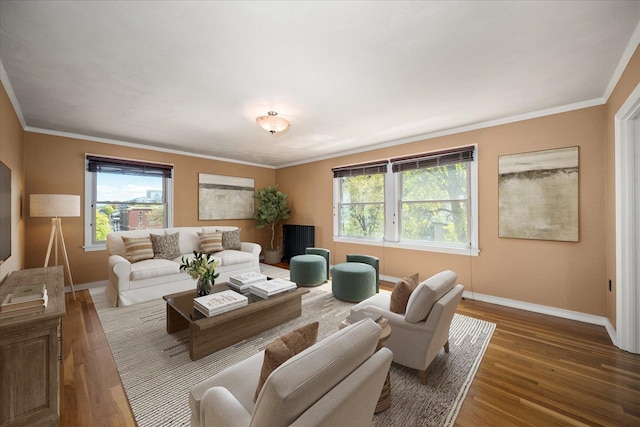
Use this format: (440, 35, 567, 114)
(256, 111, 291, 134)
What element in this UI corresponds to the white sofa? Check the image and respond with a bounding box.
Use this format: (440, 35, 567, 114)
(189, 319, 393, 427)
(106, 226, 261, 306)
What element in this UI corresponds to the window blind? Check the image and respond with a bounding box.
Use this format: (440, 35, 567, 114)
(86, 155, 173, 178)
(332, 160, 388, 178)
(390, 146, 475, 173)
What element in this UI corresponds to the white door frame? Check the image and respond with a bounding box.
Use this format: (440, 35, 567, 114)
(615, 82, 640, 354)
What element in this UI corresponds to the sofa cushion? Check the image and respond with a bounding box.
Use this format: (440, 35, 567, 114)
(150, 232, 180, 259)
(390, 273, 419, 314)
(122, 236, 154, 263)
(255, 322, 318, 401)
(130, 258, 181, 281)
(222, 229, 241, 250)
(215, 250, 253, 266)
(198, 231, 224, 254)
(405, 270, 457, 323)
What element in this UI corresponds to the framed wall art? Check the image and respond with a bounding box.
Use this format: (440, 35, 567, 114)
(498, 146, 579, 242)
(198, 173, 255, 220)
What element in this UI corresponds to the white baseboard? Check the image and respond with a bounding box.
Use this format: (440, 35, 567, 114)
(604, 318, 618, 347)
(462, 290, 609, 327)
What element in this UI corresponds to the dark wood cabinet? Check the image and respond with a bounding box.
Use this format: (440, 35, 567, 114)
(0, 267, 65, 427)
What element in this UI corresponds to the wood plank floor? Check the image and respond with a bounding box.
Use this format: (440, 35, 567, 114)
(61, 287, 640, 426)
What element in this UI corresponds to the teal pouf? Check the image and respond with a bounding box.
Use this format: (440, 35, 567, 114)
(290, 254, 327, 287)
(332, 262, 376, 302)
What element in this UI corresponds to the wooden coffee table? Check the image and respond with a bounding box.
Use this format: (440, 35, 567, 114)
(163, 283, 309, 361)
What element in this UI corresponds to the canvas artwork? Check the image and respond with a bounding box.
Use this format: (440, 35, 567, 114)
(198, 174, 255, 220)
(499, 146, 579, 242)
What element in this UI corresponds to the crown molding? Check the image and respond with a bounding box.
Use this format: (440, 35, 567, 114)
(603, 18, 640, 101)
(23, 126, 276, 169)
(276, 97, 605, 168)
(0, 60, 27, 129)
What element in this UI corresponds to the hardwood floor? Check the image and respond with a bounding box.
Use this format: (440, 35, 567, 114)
(61, 286, 640, 426)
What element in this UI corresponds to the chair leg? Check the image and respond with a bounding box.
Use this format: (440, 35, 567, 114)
(418, 369, 427, 385)
(444, 340, 450, 353)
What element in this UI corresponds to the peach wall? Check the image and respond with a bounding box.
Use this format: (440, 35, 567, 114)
(277, 106, 607, 316)
(605, 45, 640, 328)
(23, 132, 276, 285)
(0, 82, 25, 282)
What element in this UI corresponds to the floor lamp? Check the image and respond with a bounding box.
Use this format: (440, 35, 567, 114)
(30, 194, 80, 300)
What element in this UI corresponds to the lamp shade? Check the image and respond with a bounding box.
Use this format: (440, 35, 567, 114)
(30, 194, 81, 217)
(256, 111, 291, 134)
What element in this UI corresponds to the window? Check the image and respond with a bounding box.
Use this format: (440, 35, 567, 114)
(333, 146, 478, 255)
(333, 161, 387, 239)
(84, 155, 173, 249)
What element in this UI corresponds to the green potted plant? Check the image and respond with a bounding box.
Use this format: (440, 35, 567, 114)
(180, 251, 220, 296)
(253, 185, 291, 264)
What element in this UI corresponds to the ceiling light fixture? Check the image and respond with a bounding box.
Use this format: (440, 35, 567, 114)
(256, 111, 291, 134)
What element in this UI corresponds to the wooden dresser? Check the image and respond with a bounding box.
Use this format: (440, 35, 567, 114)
(0, 267, 65, 427)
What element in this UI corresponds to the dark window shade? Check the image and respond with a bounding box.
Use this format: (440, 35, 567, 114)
(332, 160, 388, 178)
(86, 156, 173, 178)
(391, 146, 475, 173)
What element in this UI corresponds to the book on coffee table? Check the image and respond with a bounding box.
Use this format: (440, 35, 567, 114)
(250, 278, 297, 299)
(228, 272, 268, 292)
(194, 290, 248, 317)
(8, 284, 47, 303)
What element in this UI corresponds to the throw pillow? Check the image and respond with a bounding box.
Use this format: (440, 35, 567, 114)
(222, 229, 241, 250)
(389, 273, 419, 314)
(254, 322, 319, 401)
(122, 236, 154, 263)
(198, 231, 223, 254)
(150, 232, 180, 259)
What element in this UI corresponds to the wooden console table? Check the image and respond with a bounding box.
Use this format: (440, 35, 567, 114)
(0, 267, 65, 427)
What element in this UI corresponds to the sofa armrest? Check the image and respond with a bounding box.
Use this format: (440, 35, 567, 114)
(240, 242, 261, 257)
(108, 255, 132, 292)
(199, 387, 252, 427)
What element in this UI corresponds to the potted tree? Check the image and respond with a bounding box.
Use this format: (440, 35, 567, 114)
(253, 185, 291, 264)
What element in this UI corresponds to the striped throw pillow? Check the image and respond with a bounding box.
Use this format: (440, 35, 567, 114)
(198, 231, 223, 254)
(122, 236, 154, 263)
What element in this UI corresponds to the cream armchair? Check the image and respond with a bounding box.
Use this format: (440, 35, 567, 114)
(189, 319, 393, 427)
(352, 270, 463, 384)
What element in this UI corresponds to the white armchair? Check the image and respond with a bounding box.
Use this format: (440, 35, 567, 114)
(189, 319, 393, 427)
(352, 270, 463, 384)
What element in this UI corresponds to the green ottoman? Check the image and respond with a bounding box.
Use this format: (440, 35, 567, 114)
(290, 254, 327, 287)
(332, 262, 376, 302)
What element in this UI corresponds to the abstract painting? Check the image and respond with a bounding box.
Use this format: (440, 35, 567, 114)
(499, 146, 579, 242)
(198, 174, 255, 220)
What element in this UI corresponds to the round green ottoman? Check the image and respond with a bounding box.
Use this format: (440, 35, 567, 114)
(290, 254, 327, 287)
(332, 262, 376, 302)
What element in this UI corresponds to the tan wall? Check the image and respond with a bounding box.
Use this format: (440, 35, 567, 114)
(605, 45, 640, 327)
(0, 82, 25, 282)
(23, 132, 276, 285)
(277, 106, 608, 316)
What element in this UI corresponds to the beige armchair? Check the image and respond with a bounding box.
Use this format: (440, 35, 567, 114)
(189, 318, 393, 427)
(351, 270, 463, 384)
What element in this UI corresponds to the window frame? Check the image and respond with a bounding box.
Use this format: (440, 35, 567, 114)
(333, 145, 479, 256)
(83, 155, 174, 251)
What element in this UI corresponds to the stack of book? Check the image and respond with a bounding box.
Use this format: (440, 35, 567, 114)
(194, 290, 248, 317)
(250, 278, 297, 299)
(228, 272, 268, 293)
(0, 284, 48, 319)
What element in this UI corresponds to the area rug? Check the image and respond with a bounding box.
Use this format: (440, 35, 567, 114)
(90, 264, 495, 426)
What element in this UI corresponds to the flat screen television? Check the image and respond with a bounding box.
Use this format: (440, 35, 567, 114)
(0, 161, 11, 264)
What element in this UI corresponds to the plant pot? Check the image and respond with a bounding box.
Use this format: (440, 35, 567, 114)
(263, 249, 281, 265)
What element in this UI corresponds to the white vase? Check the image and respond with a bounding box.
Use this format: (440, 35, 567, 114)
(263, 249, 281, 265)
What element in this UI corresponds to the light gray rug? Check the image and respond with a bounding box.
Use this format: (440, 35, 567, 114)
(90, 264, 495, 426)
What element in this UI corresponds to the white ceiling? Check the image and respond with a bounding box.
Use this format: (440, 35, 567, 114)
(1, 1, 639, 168)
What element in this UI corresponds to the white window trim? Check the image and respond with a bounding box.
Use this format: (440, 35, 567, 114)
(332, 145, 479, 256)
